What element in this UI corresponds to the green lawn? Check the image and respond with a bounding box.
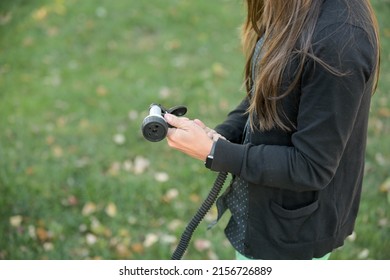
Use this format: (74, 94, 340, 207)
(0, 0, 389, 260)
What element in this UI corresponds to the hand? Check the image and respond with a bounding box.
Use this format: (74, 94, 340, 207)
(164, 113, 214, 161)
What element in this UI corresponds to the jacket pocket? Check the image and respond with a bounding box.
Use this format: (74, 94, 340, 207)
(268, 199, 319, 244)
(270, 200, 319, 219)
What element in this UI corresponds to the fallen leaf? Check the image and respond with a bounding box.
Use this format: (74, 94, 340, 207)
(160, 234, 176, 244)
(105, 202, 117, 217)
(90, 217, 111, 237)
(32, 7, 48, 21)
(131, 243, 144, 254)
(113, 134, 126, 145)
(82, 202, 97, 216)
(22, 36, 34, 47)
(143, 233, 159, 248)
(79, 119, 90, 129)
(52, 145, 63, 158)
(115, 243, 132, 258)
(28, 225, 36, 239)
(378, 218, 388, 228)
(212, 62, 228, 78)
(56, 116, 67, 127)
(375, 153, 386, 166)
(133, 156, 150, 174)
(194, 239, 211, 252)
(79, 224, 88, 233)
(168, 219, 182, 231)
(43, 242, 54, 251)
(127, 216, 137, 225)
(155, 172, 169, 183)
(159, 86, 172, 98)
(384, 28, 390, 37)
(46, 135, 55, 145)
(379, 178, 390, 193)
(189, 193, 201, 203)
(36, 227, 49, 242)
(9, 215, 23, 227)
(86, 233, 97, 245)
(53, 2, 66, 15)
(378, 107, 390, 118)
(207, 250, 219, 260)
(347, 231, 357, 242)
(46, 26, 58, 37)
(128, 110, 138, 120)
(122, 160, 133, 172)
(118, 229, 130, 238)
(96, 85, 108, 96)
(164, 39, 181, 51)
(25, 166, 35, 175)
(162, 188, 178, 203)
(358, 248, 370, 259)
(107, 161, 121, 176)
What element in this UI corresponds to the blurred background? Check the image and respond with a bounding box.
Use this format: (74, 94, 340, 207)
(0, 0, 389, 260)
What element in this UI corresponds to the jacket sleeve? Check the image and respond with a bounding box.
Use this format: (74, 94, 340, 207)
(210, 24, 377, 192)
(214, 96, 250, 144)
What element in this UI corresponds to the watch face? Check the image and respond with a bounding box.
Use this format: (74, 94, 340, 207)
(205, 155, 213, 169)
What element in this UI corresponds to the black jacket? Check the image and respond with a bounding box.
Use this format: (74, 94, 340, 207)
(212, 0, 378, 259)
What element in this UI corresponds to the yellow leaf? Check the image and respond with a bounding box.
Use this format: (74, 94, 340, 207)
(133, 156, 150, 175)
(378, 107, 390, 118)
(189, 193, 201, 203)
(25, 166, 35, 175)
(107, 161, 121, 176)
(116, 243, 132, 258)
(212, 62, 228, 78)
(143, 233, 159, 248)
(162, 188, 178, 203)
(32, 7, 48, 21)
(52, 146, 63, 158)
(9, 215, 23, 227)
(96, 85, 108, 96)
(46, 135, 55, 145)
(36, 227, 49, 242)
(131, 243, 144, 254)
(82, 202, 97, 216)
(105, 202, 117, 218)
(379, 178, 390, 193)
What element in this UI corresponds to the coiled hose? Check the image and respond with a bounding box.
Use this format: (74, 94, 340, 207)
(171, 171, 228, 260)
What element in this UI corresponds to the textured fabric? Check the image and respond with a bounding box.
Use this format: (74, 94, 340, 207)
(216, 131, 250, 255)
(214, 37, 264, 257)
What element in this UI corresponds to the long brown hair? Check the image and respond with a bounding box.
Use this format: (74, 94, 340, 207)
(242, 0, 380, 131)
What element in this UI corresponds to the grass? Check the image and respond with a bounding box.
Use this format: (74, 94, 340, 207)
(0, 0, 389, 260)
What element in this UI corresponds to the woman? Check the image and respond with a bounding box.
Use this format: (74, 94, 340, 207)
(164, 0, 380, 260)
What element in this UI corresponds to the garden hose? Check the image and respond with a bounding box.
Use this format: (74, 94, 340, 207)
(141, 104, 229, 260)
(171, 171, 228, 260)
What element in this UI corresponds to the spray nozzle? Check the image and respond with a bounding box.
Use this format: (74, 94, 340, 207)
(141, 104, 187, 142)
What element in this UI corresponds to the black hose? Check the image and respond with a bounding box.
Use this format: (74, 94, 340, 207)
(171, 171, 228, 260)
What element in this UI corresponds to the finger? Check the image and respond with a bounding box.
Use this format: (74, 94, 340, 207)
(194, 119, 206, 128)
(164, 113, 183, 128)
(207, 131, 214, 139)
(213, 134, 225, 141)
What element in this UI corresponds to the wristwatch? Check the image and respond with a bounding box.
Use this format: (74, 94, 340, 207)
(205, 141, 216, 169)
